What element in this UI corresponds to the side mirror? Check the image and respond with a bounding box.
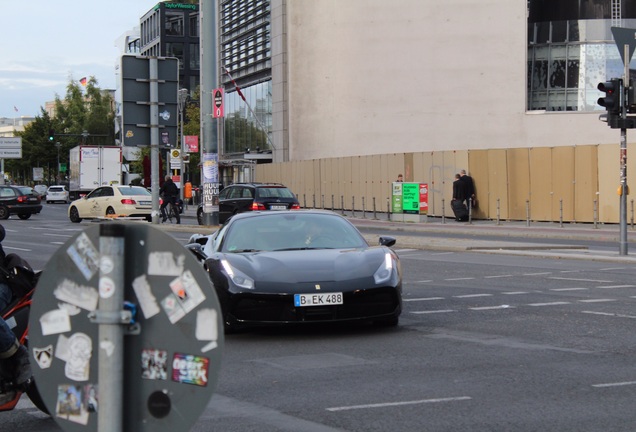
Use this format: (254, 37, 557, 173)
(379, 236, 396, 247)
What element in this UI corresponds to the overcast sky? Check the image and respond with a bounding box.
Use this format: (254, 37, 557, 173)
(1, 0, 160, 119)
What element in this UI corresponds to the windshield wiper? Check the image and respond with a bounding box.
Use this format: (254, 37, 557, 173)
(231, 249, 261, 253)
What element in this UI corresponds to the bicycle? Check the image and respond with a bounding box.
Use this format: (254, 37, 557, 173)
(161, 199, 181, 224)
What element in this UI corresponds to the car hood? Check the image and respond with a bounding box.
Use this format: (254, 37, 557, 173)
(221, 247, 388, 284)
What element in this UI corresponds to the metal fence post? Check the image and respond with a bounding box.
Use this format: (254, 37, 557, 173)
(496, 198, 501, 225)
(593, 199, 598, 229)
(559, 199, 563, 228)
(341, 196, 345, 215)
(362, 197, 366, 219)
(526, 200, 530, 227)
(373, 197, 377, 220)
(442, 198, 445, 224)
(351, 196, 355, 218)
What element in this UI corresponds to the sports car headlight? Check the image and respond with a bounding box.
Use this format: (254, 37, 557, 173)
(373, 252, 394, 284)
(221, 259, 255, 290)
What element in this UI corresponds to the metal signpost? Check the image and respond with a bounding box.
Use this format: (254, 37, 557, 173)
(28, 224, 223, 432)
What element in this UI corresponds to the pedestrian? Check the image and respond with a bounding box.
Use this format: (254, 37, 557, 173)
(396, 174, 404, 182)
(459, 169, 475, 208)
(159, 175, 180, 224)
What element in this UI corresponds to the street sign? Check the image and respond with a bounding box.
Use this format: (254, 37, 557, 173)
(0, 137, 22, 159)
(611, 27, 636, 67)
(212, 88, 224, 118)
(120, 55, 179, 147)
(28, 224, 223, 432)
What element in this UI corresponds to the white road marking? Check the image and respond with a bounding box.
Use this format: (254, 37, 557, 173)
(592, 381, 636, 388)
(469, 305, 513, 310)
(326, 396, 472, 412)
(502, 291, 530, 295)
(559, 270, 580, 273)
(415, 280, 433, 283)
(454, 294, 492, 298)
(550, 287, 588, 292)
(4, 246, 31, 252)
(596, 285, 635, 289)
(42, 233, 73, 238)
(549, 277, 612, 283)
(403, 297, 445, 302)
(523, 272, 552, 276)
(431, 252, 455, 255)
(51, 242, 66, 245)
(411, 310, 456, 314)
(484, 274, 513, 279)
(598, 268, 625, 271)
(578, 299, 616, 303)
(396, 249, 418, 253)
(445, 277, 475, 281)
(582, 311, 636, 319)
(528, 302, 571, 306)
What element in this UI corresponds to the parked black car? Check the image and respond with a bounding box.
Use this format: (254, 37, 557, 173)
(0, 185, 43, 219)
(196, 183, 300, 225)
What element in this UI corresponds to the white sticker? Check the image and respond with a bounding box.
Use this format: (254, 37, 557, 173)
(132, 275, 160, 319)
(40, 309, 71, 336)
(99, 277, 116, 299)
(147, 252, 185, 276)
(100, 340, 115, 357)
(195, 308, 218, 341)
(54, 279, 99, 312)
(58, 302, 81, 316)
(100, 256, 114, 275)
(33, 345, 54, 369)
(55, 333, 92, 382)
(161, 294, 186, 324)
(169, 270, 206, 314)
(66, 232, 99, 280)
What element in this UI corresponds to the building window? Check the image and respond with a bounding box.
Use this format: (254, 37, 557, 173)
(190, 14, 199, 37)
(190, 44, 200, 70)
(224, 80, 272, 155)
(166, 43, 184, 68)
(166, 12, 184, 36)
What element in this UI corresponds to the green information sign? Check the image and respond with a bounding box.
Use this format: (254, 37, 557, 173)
(391, 183, 403, 213)
(402, 183, 419, 214)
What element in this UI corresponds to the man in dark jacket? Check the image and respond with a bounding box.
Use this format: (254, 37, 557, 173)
(159, 175, 180, 224)
(459, 169, 475, 208)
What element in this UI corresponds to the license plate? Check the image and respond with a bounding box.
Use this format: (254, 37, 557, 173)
(294, 293, 343, 307)
(270, 205, 287, 210)
(139, 201, 151, 205)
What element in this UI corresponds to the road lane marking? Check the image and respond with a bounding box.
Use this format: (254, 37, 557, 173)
(597, 285, 635, 289)
(469, 305, 514, 310)
(502, 291, 530, 295)
(404, 297, 445, 302)
(484, 275, 513, 279)
(411, 310, 456, 314)
(454, 294, 492, 298)
(326, 396, 472, 412)
(592, 381, 636, 388)
(4, 246, 31, 252)
(528, 302, 571, 306)
(42, 233, 74, 238)
(431, 252, 455, 255)
(578, 299, 616, 303)
(445, 277, 475, 281)
(550, 288, 588, 291)
(415, 280, 433, 283)
(598, 268, 625, 271)
(549, 277, 612, 282)
(523, 272, 552, 276)
(582, 311, 636, 319)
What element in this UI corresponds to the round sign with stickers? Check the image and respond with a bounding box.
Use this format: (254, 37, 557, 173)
(28, 224, 223, 432)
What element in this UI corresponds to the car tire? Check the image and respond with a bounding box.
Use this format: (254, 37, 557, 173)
(69, 206, 82, 223)
(106, 207, 116, 216)
(17, 213, 31, 220)
(0, 206, 9, 220)
(197, 208, 203, 225)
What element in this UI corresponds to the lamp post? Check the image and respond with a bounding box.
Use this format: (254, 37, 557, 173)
(178, 88, 189, 204)
(55, 142, 61, 184)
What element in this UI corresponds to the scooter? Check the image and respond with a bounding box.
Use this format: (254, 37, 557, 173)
(0, 259, 47, 413)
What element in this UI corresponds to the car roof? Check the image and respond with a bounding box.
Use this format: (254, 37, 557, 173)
(228, 208, 340, 221)
(227, 182, 288, 188)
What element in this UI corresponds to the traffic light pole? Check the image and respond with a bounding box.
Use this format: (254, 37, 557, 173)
(619, 44, 629, 256)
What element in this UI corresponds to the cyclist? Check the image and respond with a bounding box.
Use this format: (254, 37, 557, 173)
(159, 175, 180, 224)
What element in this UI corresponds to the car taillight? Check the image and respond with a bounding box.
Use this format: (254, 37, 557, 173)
(121, 199, 136, 205)
(251, 202, 266, 211)
(290, 203, 300, 210)
(17, 195, 28, 203)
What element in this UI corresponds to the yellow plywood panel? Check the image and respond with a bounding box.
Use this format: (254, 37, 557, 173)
(597, 144, 619, 223)
(431, 152, 446, 216)
(351, 157, 362, 209)
(529, 147, 552, 221)
(360, 155, 371, 210)
(380, 154, 391, 207)
(468, 150, 489, 219)
(487, 150, 509, 219)
(403, 153, 413, 183)
(551, 147, 575, 221)
(507, 148, 530, 220)
(574, 145, 598, 222)
(418, 152, 435, 215)
(370, 155, 385, 206)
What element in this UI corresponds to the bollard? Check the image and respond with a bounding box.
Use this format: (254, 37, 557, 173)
(631, 199, 634, 229)
(559, 199, 563, 228)
(387, 198, 390, 221)
(321, 194, 325, 209)
(593, 199, 598, 229)
(331, 195, 335, 212)
(362, 197, 366, 219)
(526, 200, 530, 227)
(341, 196, 345, 215)
(373, 197, 377, 220)
(442, 198, 446, 224)
(468, 198, 473, 224)
(496, 198, 501, 225)
(303, 194, 306, 209)
(351, 196, 355, 218)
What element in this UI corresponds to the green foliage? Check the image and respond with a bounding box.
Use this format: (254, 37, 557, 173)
(8, 77, 115, 185)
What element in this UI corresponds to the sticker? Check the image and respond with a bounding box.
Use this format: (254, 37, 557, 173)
(99, 276, 116, 299)
(55, 333, 92, 382)
(142, 349, 168, 380)
(58, 302, 81, 316)
(147, 391, 171, 419)
(161, 294, 186, 324)
(84, 384, 98, 413)
(66, 232, 99, 280)
(195, 309, 218, 342)
(99, 340, 114, 357)
(169, 270, 206, 314)
(33, 345, 54, 369)
(39, 309, 71, 336)
(172, 353, 209, 386)
(132, 275, 160, 319)
(100, 256, 114, 274)
(54, 279, 99, 312)
(147, 252, 185, 276)
(56, 384, 88, 425)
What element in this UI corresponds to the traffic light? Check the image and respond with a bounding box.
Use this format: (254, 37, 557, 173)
(47, 129, 55, 142)
(627, 80, 636, 114)
(597, 79, 622, 114)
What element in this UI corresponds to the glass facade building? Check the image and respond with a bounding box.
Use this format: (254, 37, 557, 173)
(527, 0, 636, 112)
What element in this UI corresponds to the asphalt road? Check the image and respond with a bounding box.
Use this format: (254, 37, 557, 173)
(3, 205, 636, 431)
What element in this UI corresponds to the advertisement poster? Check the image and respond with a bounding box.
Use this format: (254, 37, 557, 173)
(391, 182, 403, 213)
(392, 182, 428, 215)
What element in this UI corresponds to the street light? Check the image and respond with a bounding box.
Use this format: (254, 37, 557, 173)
(55, 142, 61, 184)
(178, 88, 189, 204)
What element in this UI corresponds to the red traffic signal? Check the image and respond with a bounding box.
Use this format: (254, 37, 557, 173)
(597, 79, 622, 114)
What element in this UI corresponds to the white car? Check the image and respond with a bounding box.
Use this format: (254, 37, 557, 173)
(46, 185, 69, 204)
(34, 184, 48, 196)
(68, 185, 153, 223)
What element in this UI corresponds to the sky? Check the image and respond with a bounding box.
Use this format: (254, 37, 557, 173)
(1, 0, 161, 119)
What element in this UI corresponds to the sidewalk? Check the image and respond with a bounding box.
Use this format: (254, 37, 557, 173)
(175, 206, 636, 263)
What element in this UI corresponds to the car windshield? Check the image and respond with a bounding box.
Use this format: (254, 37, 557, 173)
(16, 186, 34, 195)
(49, 187, 64, 192)
(220, 213, 367, 252)
(117, 186, 151, 196)
(256, 187, 296, 198)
